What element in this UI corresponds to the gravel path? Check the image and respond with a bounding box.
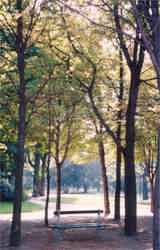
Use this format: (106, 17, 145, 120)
(0, 196, 153, 250)
(0, 216, 152, 250)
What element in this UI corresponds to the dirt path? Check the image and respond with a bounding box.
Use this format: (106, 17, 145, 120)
(0, 215, 152, 250)
(0, 196, 153, 250)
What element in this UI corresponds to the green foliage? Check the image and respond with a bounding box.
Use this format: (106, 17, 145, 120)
(60, 161, 101, 193)
(0, 29, 16, 50)
(0, 0, 159, 214)
(25, 46, 41, 59)
(0, 179, 29, 202)
(0, 179, 14, 201)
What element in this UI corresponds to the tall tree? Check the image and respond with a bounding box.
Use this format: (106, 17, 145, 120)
(97, 127, 110, 215)
(113, 2, 145, 234)
(114, 50, 124, 221)
(92, 119, 110, 215)
(130, 1, 160, 247)
(0, 0, 54, 244)
(28, 143, 42, 197)
(9, 0, 27, 245)
(60, 1, 145, 234)
(44, 93, 52, 226)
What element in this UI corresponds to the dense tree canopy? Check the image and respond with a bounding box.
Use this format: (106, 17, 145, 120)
(0, 0, 160, 248)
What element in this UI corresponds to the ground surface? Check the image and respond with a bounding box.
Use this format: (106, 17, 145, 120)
(0, 194, 153, 250)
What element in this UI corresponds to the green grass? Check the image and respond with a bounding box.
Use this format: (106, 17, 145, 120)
(41, 196, 78, 204)
(41, 193, 104, 207)
(0, 201, 43, 214)
(139, 200, 150, 206)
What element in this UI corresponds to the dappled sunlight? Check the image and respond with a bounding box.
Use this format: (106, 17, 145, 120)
(0, 0, 158, 249)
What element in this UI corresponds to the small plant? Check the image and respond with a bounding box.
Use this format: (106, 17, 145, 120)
(0, 179, 14, 201)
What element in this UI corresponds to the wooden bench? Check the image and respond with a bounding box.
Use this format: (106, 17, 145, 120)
(52, 210, 105, 241)
(54, 209, 103, 216)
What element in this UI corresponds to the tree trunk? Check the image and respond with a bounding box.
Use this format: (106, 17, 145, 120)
(133, 2, 160, 248)
(153, 127, 160, 250)
(44, 97, 52, 226)
(153, 166, 160, 250)
(32, 167, 39, 197)
(142, 171, 149, 201)
(44, 154, 50, 226)
(83, 184, 88, 193)
(150, 181, 155, 213)
(40, 154, 47, 196)
(153, 16, 160, 239)
(98, 140, 110, 215)
(56, 164, 62, 211)
(124, 73, 139, 236)
(114, 50, 123, 221)
(32, 144, 41, 197)
(114, 144, 121, 220)
(10, 1, 26, 245)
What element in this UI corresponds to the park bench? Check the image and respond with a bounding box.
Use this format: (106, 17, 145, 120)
(52, 209, 106, 241)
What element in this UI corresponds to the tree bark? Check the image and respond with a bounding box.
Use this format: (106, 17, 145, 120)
(44, 97, 52, 226)
(32, 144, 41, 197)
(40, 153, 47, 196)
(114, 144, 121, 220)
(153, 166, 160, 250)
(150, 180, 155, 213)
(56, 163, 62, 211)
(10, 0, 26, 245)
(153, 3, 160, 245)
(142, 170, 149, 201)
(113, 2, 145, 235)
(131, 2, 160, 246)
(114, 49, 123, 221)
(55, 120, 62, 212)
(124, 72, 140, 236)
(98, 140, 110, 215)
(153, 127, 160, 250)
(44, 154, 51, 226)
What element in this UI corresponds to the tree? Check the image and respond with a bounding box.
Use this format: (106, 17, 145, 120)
(91, 119, 110, 215)
(9, 1, 28, 245)
(113, 49, 124, 221)
(53, 97, 78, 212)
(0, 0, 55, 245)
(27, 143, 42, 197)
(1, 0, 159, 246)
(44, 94, 52, 226)
(39, 153, 48, 196)
(130, 1, 160, 247)
(60, 1, 145, 234)
(112, 1, 145, 235)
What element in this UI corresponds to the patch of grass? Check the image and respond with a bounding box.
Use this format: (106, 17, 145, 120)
(0, 201, 43, 214)
(139, 200, 150, 206)
(41, 196, 78, 204)
(74, 194, 103, 206)
(41, 193, 104, 207)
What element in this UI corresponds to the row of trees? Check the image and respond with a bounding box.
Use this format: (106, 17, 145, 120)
(59, 161, 102, 194)
(0, 0, 160, 248)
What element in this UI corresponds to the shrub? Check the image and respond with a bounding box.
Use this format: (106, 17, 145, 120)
(0, 179, 14, 201)
(0, 179, 29, 201)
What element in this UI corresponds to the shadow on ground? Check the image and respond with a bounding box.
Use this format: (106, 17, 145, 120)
(0, 215, 152, 250)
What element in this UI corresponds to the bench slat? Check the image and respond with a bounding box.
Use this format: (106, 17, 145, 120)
(54, 210, 103, 215)
(52, 223, 106, 230)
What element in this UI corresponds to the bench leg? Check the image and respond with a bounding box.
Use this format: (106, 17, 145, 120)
(96, 227, 105, 240)
(54, 228, 64, 242)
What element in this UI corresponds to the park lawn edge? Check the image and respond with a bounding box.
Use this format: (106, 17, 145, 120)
(0, 201, 43, 214)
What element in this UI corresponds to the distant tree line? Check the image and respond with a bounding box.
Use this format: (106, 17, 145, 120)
(51, 161, 102, 193)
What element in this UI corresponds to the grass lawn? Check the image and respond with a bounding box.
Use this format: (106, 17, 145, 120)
(41, 196, 78, 204)
(0, 201, 43, 214)
(41, 193, 105, 207)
